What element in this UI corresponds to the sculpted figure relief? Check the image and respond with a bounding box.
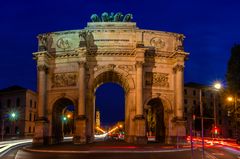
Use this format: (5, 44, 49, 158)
(145, 72, 169, 88)
(52, 73, 77, 88)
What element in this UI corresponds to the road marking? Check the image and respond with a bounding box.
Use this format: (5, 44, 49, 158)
(212, 152, 224, 156)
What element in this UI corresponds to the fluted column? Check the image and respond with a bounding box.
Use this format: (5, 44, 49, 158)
(135, 61, 143, 116)
(37, 64, 48, 119)
(78, 61, 86, 116)
(173, 64, 184, 119)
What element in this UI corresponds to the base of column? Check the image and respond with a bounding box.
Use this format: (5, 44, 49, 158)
(33, 118, 49, 146)
(134, 136, 148, 144)
(125, 135, 135, 143)
(170, 117, 186, 144)
(134, 115, 147, 144)
(73, 115, 87, 144)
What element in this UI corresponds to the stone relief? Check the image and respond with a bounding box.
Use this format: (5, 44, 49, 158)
(150, 37, 165, 48)
(145, 72, 169, 88)
(37, 33, 53, 51)
(118, 65, 133, 72)
(52, 72, 77, 88)
(175, 35, 184, 51)
(94, 64, 116, 72)
(56, 37, 71, 50)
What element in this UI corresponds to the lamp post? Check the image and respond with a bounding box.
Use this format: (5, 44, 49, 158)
(213, 82, 222, 137)
(199, 89, 204, 159)
(227, 95, 239, 138)
(9, 112, 17, 137)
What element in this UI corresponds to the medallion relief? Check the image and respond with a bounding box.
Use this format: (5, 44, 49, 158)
(150, 37, 165, 48)
(56, 37, 71, 50)
(145, 72, 169, 88)
(52, 72, 77, 88)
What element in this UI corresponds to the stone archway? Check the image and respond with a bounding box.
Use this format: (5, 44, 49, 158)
(146, 98, 165, 143)
(88, 70, 134, 142)
(33, 17, 188, 145)
(52, 98, 75, 144)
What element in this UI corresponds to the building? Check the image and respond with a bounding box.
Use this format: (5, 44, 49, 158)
(0, 85, 37, 138)
(183, 82, 231, 138)
(33, 12, 188, 145)
(95, 108, 101, 128)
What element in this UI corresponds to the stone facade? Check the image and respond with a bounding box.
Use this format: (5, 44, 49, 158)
(0, 86, 37, 138)
(33, 21, 188, 145)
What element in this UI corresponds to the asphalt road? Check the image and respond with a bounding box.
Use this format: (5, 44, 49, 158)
(1, 142, 240, 159)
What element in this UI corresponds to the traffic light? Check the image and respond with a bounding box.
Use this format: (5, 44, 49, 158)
(213, 126, 219, 135)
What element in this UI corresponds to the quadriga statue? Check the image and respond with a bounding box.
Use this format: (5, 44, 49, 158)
(123, 13, 133, 22)
(101, 12, 109, 22)
(90, 14, 101, 22)
(114, 12, 123, 22)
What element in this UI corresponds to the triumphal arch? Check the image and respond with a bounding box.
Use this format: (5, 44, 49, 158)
(33, 12, 188, 145)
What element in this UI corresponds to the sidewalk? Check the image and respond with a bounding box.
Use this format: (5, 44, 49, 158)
(23, 141, 192, 153)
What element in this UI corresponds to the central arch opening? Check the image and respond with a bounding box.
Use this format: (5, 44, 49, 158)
(93, 71, 128, 141)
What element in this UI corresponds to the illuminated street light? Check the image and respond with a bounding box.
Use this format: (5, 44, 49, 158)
(213, 82, 222, 90)
(63, 116, 67, 121)
(227, 96, 233, 102)
(67, 114, 71, 118)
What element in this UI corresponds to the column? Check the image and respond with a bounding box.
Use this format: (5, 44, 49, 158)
(136, 61, 143, 116)
(172, 64, 186, 142)
(37, 64, 48, 120)
(174, 64, 184, 119)
(74, 61, 87, 144)
(78, 61, 85, 116)
(134, 61, 147, 144)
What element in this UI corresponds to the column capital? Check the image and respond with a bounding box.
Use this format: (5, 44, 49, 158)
(135, 61, 144, 68)
(37, 64, 48, 72)
(173, 64, 184, 73)
(78, 61, 86, 68)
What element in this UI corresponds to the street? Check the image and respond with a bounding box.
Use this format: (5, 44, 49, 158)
(0, 139, 239, 159)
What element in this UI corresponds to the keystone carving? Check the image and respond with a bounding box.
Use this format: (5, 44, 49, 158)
(118, 65, 133, 72)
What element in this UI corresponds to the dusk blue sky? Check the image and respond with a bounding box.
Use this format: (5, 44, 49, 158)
(1, 0, 240, 124)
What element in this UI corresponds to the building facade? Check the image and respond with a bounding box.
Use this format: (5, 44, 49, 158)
(183, 82, 232, 138)
(0, 86, 37, 138)
(33, 13, 189, 145)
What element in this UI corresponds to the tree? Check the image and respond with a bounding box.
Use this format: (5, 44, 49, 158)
(226, 44, 240, 93)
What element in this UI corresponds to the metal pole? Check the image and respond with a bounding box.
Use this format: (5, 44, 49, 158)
(234, 95, 238, 138)
(213, 93, 217, 127)
(1, 119, 4, 141)
(200, 89, 204, 158)
(190, 115, 194, 159)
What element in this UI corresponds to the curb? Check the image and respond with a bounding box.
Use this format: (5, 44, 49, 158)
(23, 146, 194, 154)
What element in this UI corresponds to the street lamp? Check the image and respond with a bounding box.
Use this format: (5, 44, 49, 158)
(213, 82, 222, 133)
(226, 95, 239, 138)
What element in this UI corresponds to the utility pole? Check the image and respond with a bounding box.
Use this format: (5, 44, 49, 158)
(200, 89, 204, 158)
